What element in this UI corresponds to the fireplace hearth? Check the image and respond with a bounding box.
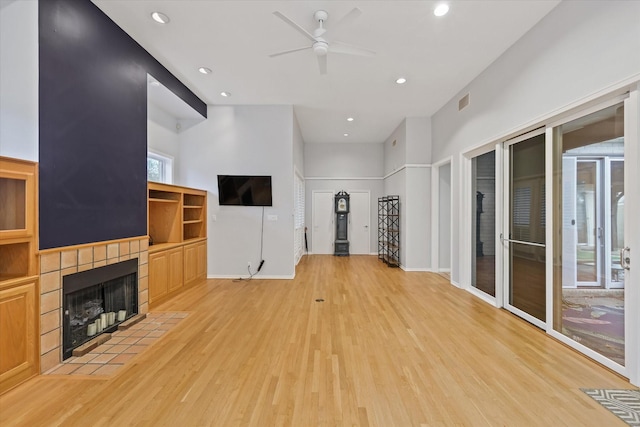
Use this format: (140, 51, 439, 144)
(62, 259, 138, 359)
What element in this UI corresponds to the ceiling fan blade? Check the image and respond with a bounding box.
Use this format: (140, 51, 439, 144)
(269, 46, 311, 58)
(273, 11, 316, 42)
(317, 55, 327, 75)
(331, 41, 376, 57)
(324, 8, 362, 38)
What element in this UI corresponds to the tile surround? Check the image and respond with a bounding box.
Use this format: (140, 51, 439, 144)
(45, 312, 187, 377)
(38, 237, 149, 373)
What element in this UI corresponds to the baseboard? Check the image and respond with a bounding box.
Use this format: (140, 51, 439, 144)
(207, 274, 295, 280)
(450, 279, 462, 288)
(399, 265, 432, 272)
(438, 268, 451, 273)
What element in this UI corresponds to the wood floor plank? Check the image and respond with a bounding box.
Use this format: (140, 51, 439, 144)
(0, 255, 635, 426)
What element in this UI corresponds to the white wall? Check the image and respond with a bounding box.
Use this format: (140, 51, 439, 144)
(304, 142, 383, 252)
(0, 0, 38, 161)
(384, 120, 406, 175)
(178, 105, 296, 278)
(438, 162, 451, 270)
(305, 143, 383, 178)
(406, 117, 431, 164)
(432, 0, 640, 285)
(293, 113, 304, 177)
(383, 118, 432, 270)
(148, 103, 181, 182)
(433, 0, 640, 162)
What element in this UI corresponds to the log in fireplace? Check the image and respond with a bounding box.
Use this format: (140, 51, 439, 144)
(62, 259, 138, 359)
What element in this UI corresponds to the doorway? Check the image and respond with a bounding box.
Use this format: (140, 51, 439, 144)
(312, 190, 370, 255)
(348, 191, 371, 255)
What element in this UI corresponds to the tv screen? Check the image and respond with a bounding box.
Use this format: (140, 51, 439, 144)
(217, 175, 273, 206)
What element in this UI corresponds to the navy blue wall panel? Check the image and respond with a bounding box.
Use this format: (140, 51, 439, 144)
(38, 0, 206, 250)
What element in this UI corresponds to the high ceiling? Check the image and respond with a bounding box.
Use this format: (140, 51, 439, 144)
(93, 1, 560, 144)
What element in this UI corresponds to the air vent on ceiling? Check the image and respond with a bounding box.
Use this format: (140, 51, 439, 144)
(458, 93, 470, 111)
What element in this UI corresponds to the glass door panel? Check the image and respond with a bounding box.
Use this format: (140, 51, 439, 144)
(472, 151, 496, 297)
(507, 133, 546, 323)
(609, 159, 624, 288)
(553, 103, 625, 366)
(576, 160, 601, 285)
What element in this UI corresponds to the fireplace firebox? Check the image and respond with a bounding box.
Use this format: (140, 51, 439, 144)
(62, 259, 138, 359)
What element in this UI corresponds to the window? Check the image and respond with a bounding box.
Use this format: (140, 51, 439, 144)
(147, 151, 173, 184)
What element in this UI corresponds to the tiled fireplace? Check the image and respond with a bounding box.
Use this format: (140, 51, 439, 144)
(39, 237, 149, 373)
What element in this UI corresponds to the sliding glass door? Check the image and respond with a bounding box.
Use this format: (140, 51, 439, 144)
(471, 150, 496, 297)
(552, 102, 628, 367)
(503, 130, 546, 327)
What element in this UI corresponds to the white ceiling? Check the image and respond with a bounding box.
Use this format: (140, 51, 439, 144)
(93, 1, 560, 144)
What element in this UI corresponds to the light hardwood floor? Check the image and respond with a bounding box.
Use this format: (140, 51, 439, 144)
(0, 255, 634, 426)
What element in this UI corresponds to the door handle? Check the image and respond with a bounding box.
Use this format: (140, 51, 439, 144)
(620, 247, 630, 270)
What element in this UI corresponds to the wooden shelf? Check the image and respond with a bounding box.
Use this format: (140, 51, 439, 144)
(0, 156, 39, 395)
(149, 198, 179, 203)
(148, 182, 208, 308)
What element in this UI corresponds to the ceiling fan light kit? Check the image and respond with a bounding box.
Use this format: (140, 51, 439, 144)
(270, 8, 376, 75)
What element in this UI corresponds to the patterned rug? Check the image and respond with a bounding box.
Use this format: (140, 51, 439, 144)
(582, 389, 640, 426)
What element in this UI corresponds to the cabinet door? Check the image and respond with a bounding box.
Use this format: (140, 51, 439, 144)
(0, 277, 39, 394)
(184, 243, 198, 286)
(167, 247, 183, 292)
(196, 241, 207, 281)
(149, 252, 169, 304)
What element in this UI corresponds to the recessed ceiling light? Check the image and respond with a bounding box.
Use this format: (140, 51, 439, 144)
(151, 12, 170, 24)
(347, 117, 354, 122)
(198, 67, 212, 75)
(396, 77, 407, 84)
(220, 92, 231, 97)
(343, 133, 349, 137)
(434, 3, 449, 17)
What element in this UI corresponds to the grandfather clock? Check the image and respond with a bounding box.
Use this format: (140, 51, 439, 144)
(334, 190, 350, 256)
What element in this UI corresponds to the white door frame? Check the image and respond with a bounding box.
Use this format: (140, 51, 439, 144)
(431, 157, 453, 275)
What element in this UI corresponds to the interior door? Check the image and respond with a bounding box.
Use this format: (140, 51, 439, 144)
(312, 191, 334, 254)
(348, 191, 370, 254)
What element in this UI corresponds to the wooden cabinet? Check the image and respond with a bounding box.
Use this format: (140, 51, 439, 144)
(0, 277, 39, 394)
(167, 246, 184, 293)
(0, 157, 39, 395)
(147, 182, 207, 308)
(184, 240, 207, 287)
(149, 246, 185, 305)
(148, 251, 168, 304)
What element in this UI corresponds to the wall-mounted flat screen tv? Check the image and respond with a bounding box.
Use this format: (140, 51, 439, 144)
(217, 175, 273, 206)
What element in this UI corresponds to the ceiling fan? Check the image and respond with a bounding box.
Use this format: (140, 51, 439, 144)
(269, 8, 376, 75)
